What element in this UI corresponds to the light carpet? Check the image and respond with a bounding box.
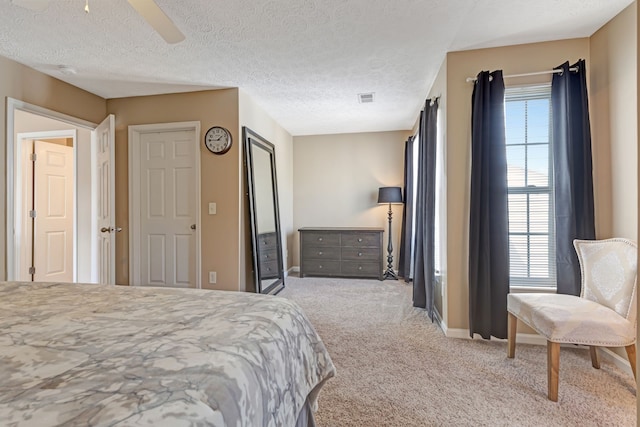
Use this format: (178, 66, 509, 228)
(279, 276, 636, 427)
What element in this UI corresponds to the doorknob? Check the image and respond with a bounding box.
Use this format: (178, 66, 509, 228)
(101, 227, 123, 233)
(190, 224, 196, 230)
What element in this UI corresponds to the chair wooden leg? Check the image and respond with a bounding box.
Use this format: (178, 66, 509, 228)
(547, 341, 560, 402)
(507, 312, 517, 358)
(589, 346, 600, 369)
(625, 344, 636, 381)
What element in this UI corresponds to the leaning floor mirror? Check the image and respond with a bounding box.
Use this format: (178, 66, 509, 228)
(243, 127, 285, 295)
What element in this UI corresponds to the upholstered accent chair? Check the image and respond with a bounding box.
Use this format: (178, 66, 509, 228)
(507, 238, 637, 401)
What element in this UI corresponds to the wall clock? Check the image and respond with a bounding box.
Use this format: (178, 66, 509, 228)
(204, 126, 232, 155)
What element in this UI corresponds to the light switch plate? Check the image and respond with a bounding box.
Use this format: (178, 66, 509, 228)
(208, 202, 217, 215)
(209, 271, 217, 284)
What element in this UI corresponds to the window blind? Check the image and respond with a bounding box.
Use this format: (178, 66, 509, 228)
(505, 84, 556, 287)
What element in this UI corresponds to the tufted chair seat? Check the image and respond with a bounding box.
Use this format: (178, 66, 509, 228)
(507, 238, 637, 401)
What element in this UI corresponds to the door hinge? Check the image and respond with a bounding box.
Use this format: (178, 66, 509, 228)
(30, 153, 37, 161)
(29, 266, 35, 275)
(29, 210, 37, 218)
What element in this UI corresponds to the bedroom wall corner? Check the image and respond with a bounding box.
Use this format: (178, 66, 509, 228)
(590, 1, 637, 242)
(291, 131, 409, 269)
(0, 55, 107, 280)
(636, 0, 639, 417)
(238, 89, 294, 290)
(106, 89, 241, 290)
(444, 38, 591, 331)
(590, 0, 638, 364)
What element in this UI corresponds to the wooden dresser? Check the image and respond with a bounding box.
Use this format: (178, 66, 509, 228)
(299, 227, 383, 280)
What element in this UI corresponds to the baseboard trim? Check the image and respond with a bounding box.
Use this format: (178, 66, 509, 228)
(443, 328, 632, 374)
(600, 348, 634, 376)
(290, 266, 300, 273)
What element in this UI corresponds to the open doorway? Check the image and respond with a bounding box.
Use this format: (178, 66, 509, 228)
(6, 98, 116, 284)
(16, 132, 76, 282)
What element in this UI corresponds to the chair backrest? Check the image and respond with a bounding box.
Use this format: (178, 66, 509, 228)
(574, 238, 637, 321)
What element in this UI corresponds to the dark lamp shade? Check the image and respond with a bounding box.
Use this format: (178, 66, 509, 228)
(377, 186, 403, 204)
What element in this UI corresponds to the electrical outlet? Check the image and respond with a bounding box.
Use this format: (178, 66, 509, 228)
(208, 202, 217, 215)
(209, 271, 217, 284)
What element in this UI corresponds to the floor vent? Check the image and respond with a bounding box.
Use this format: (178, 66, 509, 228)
(358, 92, 375, 103)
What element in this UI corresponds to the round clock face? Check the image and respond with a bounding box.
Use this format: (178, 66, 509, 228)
(204, 126, 232, 154)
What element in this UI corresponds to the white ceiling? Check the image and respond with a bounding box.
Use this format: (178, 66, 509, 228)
(0, 0, 634, 135)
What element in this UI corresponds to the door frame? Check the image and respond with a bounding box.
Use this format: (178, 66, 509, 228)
(15, 130, 78, 281)
(128, 121, 202, 288)
(6, 98, 97, 281)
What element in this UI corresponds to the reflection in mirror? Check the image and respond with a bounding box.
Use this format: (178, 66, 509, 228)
(243, 127, 285, 295)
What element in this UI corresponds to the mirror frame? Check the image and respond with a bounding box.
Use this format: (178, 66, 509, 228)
(243, 127, 285, 295)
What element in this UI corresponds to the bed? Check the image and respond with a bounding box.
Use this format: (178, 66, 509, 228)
(0, 281, 335, 426)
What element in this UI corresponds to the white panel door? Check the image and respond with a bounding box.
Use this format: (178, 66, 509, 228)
(139, 130, 196, 287)
(95, 115, 116, 284)
(33, 140, 73, 282)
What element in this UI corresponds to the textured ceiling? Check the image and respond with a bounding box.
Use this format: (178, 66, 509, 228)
(0, 0, 634, 135)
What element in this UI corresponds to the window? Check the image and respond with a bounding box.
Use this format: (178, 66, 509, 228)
(504, 85, 555, 287)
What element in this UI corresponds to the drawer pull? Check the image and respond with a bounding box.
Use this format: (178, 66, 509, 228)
(358, 252, 362, 257)
(358, 238, 363, 242)
(358, 266, 363, 270)
(319, 251, 323, 256)
(319, 265, 323, 269)
(318, 237, 323, 242)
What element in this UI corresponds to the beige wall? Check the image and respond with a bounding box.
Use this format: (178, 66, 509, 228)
(444, 38, 592, 330)
(238, 90, 294, 285)
(591, 2, 638, 242)
(634, 1, 640, 418)
(292, 131, 409, 270)
(106, 89, 241, 290)
(0, 56, 106, 280)
(590, 0, 638, 364)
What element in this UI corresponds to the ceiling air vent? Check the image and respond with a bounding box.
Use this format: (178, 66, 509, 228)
(358, 92, 375, 104)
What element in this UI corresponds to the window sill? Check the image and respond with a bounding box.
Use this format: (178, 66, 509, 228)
(509, 286, 557, 293)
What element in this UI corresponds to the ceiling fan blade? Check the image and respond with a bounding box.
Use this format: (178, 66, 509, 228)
(11, 0, 49, 11)
(127, 0, 185, 44)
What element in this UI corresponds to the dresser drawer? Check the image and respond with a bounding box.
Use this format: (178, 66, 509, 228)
(299, 228, 383, 280)
(303, 246, 340, 260)
(259, 248, 278, 262)
(303, 260, 340, 275)
(341, 261, 380, 277)
(341, 232, 381, 247)
(302, 232, 340, 247)
(260, 260, 279, 278)
(258, 232, 278, 249)
(341, 247, 380, 261)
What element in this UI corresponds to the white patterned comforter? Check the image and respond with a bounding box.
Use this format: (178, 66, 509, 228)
(0, 282, 335, 426)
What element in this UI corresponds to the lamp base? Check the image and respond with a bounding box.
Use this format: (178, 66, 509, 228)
(383, 268, 398, 280)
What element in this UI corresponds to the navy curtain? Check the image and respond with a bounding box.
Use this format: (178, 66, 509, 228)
(552, 59, 595, 296)
(398, 135, 415, 280)
(468, 70, 510, 340)
(413, 98, 438, 320)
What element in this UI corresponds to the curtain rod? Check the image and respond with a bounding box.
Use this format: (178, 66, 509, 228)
(465, 67, 579, 83)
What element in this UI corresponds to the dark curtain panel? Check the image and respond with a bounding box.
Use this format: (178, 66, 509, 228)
(413, 99, 438, 320)
(398, 135, 415, 280)
(468, 70, 509, 340)
(552, 59, 595, 296)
